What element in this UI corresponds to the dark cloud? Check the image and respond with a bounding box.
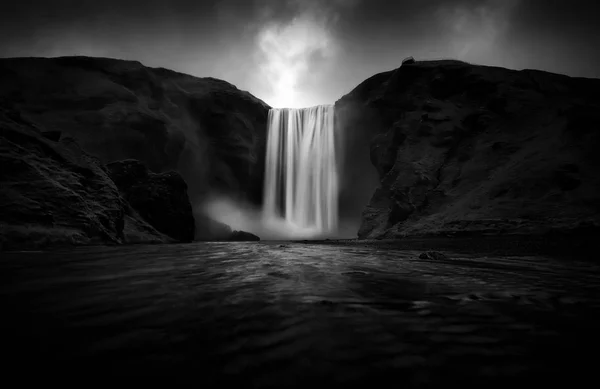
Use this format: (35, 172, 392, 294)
(1, 0, 599, 107)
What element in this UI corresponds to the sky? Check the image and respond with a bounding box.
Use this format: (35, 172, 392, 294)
(2, 0, 599, 108)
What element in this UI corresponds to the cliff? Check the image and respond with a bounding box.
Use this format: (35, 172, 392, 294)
(5, 55, 597, 244)
(335, 60, 600, 239)
(0, 56, 270, 240)
(0, 107, 178, 250)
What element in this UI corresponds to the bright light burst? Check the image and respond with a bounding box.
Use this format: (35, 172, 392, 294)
(256, 15, 332, 108)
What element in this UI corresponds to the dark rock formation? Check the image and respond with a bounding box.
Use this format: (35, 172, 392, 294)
(106, 160, 195, 242)
(204, 219, 233, 241)
(402, 56, 415, 66)
(0, 108, 171, 250)
(229, 230, 260, 241)
(0, 56, 270, 240)
(335, 60, 600, 239)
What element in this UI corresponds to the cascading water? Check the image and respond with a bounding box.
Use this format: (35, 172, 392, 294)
(262, 105, 338, 237)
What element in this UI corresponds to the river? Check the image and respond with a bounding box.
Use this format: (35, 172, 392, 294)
(1, 241, 598, 386)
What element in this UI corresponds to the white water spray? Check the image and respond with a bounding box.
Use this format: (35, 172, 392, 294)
(262, 105, 339, 238)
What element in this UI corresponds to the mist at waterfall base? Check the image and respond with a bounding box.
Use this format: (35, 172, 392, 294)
(204, 104, 364, 240)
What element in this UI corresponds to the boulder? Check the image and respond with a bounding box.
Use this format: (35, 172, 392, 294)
(402, 56, 415, 66)
(196, 217, 233, 241)
(229, 230, 260, 241)
(106, 159, 195, 242)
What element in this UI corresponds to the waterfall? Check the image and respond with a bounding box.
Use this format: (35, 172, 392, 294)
(263, 105, 338, 236)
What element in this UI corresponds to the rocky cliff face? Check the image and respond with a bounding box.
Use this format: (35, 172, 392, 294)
(0, 107, 178, 250)
(5, 55, 597, 244)
(0, 56, 270, 240)
(335, 60, 600, 238)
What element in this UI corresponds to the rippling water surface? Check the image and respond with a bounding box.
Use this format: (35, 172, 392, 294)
(1, 242, 599, 386)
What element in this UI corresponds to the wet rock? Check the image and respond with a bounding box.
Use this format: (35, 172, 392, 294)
(229, 230, 260, 241)
(418, 251, 449, 260)
(194, 216, 232, 241)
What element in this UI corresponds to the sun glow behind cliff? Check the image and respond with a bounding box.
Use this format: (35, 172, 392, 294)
(255, 8, 335, 108)
(262, 105, 339, 238)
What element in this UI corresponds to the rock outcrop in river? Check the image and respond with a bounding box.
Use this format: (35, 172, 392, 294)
(229, 230, 261, 241)
(0, 107, 177, 249)
(0, 56, 270, 240)
(336, 60, 600, 239)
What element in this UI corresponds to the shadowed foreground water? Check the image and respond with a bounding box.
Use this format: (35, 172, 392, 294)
(1, 241, 599, 386)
